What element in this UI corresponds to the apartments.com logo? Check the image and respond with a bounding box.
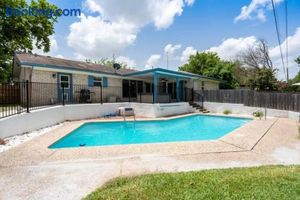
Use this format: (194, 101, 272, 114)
(5, 7, 81, 18)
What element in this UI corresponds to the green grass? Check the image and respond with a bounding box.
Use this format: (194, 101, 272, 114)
(84, 165, 300, 200)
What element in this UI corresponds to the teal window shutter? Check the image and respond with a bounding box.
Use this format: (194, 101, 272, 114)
(103, 77, 108, 87)
(88, 75, 94, 86)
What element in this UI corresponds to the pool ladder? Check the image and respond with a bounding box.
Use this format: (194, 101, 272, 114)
(122, 112, 136, 122)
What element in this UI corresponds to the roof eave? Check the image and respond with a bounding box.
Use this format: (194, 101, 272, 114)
(18, 61, 124, 77)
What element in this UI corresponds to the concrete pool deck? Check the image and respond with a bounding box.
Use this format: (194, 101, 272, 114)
(0, 114, 299, 200)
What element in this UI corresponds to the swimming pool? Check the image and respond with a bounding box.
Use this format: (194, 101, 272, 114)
(49, 115, 251, 149)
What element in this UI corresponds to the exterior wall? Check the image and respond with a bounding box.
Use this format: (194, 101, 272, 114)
(20, 67, 32, 81)
(101, 77, 123, 102)
(204, 81, 219, 90)
(31, 70, 57, 83)
(73, 73, 88, 85)
(193, 80, 219, 90)
(30, 70, 57, 106)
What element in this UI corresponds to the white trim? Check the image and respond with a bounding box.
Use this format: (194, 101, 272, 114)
(59, 74, 70, 89)
(21, 65, 149, 81)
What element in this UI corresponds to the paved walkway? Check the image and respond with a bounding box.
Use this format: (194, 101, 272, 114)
(0, 117, 299, 200)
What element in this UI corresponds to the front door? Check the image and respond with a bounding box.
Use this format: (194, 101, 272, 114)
(58, 73, 72, 103)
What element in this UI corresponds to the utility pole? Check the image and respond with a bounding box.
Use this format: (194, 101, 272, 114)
(166, 52, 169, 70)
(112, 54, 115, 67)
(285, 0, 289, 82)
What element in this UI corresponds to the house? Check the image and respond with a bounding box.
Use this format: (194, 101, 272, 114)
(12, 53, 220, 105)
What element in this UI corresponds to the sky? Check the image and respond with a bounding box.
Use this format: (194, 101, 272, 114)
(37, 0, 300, 80)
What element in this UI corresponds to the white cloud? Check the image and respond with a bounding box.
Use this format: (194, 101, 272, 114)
(116, 56, 137, 68)
(207, 36, 258, 60)
(84, 0, 193, 30)
(150, 0, 185, 29)
(235, 0, 283, 22)
(145, 54, 161, 69)
(184, 0, 195, 6)
(67, 14, 137, 59)
(56, 54, 65, 59)
(164, 44, 182, 56)
(69, 0, 194, 58)
(180, 46, 197, 63)
(270, 27, 300, 80)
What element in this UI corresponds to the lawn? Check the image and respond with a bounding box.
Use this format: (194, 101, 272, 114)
(84, 165, 300, 200)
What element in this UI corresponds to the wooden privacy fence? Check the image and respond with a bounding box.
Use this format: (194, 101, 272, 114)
(203, 90, 300, 112)
(0, 84, 21, 104)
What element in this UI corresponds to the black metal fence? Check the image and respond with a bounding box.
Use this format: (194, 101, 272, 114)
(2, 82, 298, 119)
(203, 89, 300, 112)
(0, 81, 194, 119)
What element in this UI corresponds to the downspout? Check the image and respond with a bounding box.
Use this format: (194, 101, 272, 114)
(29, 66, 34, 82)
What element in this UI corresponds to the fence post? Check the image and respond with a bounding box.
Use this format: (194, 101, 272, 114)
(100, 85, 103, 104)
(192, 89, 194, 102)
(129, 83, 131, 102)
(26, 80, 30, 113)
(62, 86, 65, 106)
(201, 88, 204, 108)
(139, 92, 142, 103)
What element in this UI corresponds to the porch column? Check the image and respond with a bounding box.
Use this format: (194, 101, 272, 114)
(153, 72, 158, 103)
(176, 77, 180, 102)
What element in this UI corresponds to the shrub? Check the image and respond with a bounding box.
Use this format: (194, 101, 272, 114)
(223, 109, 232, 115)
(253, 111, 264, 119)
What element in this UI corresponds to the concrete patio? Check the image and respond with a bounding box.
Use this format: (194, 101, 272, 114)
(0, 114, 299, 200)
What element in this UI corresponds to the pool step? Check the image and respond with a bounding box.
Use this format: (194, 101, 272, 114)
(189, 102, 210, 113)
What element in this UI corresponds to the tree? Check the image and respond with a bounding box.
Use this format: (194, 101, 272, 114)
(85, 58, 128, 69)
(296, 56, 300, 66)
(247, 67, 278, 90)
(0, 0, 58, 83)
(237, 39, 278, 90)
(179, 52, 238, 89)
(238, 39, 274, 70)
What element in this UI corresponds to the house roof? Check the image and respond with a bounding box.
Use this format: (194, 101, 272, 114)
(15, 53, 137, 76)
(14, 53, 220, 82)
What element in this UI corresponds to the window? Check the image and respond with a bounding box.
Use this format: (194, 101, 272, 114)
(161, 82, 167, 94)
(145, 82, 151, 93)
(122, 79, 138, 98)
(137, 81, 143, 93)
(59, 75, 70, 89)
(93, 77, 102, 87)
(122, 80, 129, 97)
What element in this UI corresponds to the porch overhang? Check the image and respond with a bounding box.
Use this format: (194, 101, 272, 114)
(125, 68, 195, 79)
(124, 68, 220, 83)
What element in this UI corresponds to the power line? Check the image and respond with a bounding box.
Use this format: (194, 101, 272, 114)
(271, 0, 286, 80)
(285, 0, 289, 81)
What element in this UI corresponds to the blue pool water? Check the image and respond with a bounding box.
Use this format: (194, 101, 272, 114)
(49, 115, 251, 149)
